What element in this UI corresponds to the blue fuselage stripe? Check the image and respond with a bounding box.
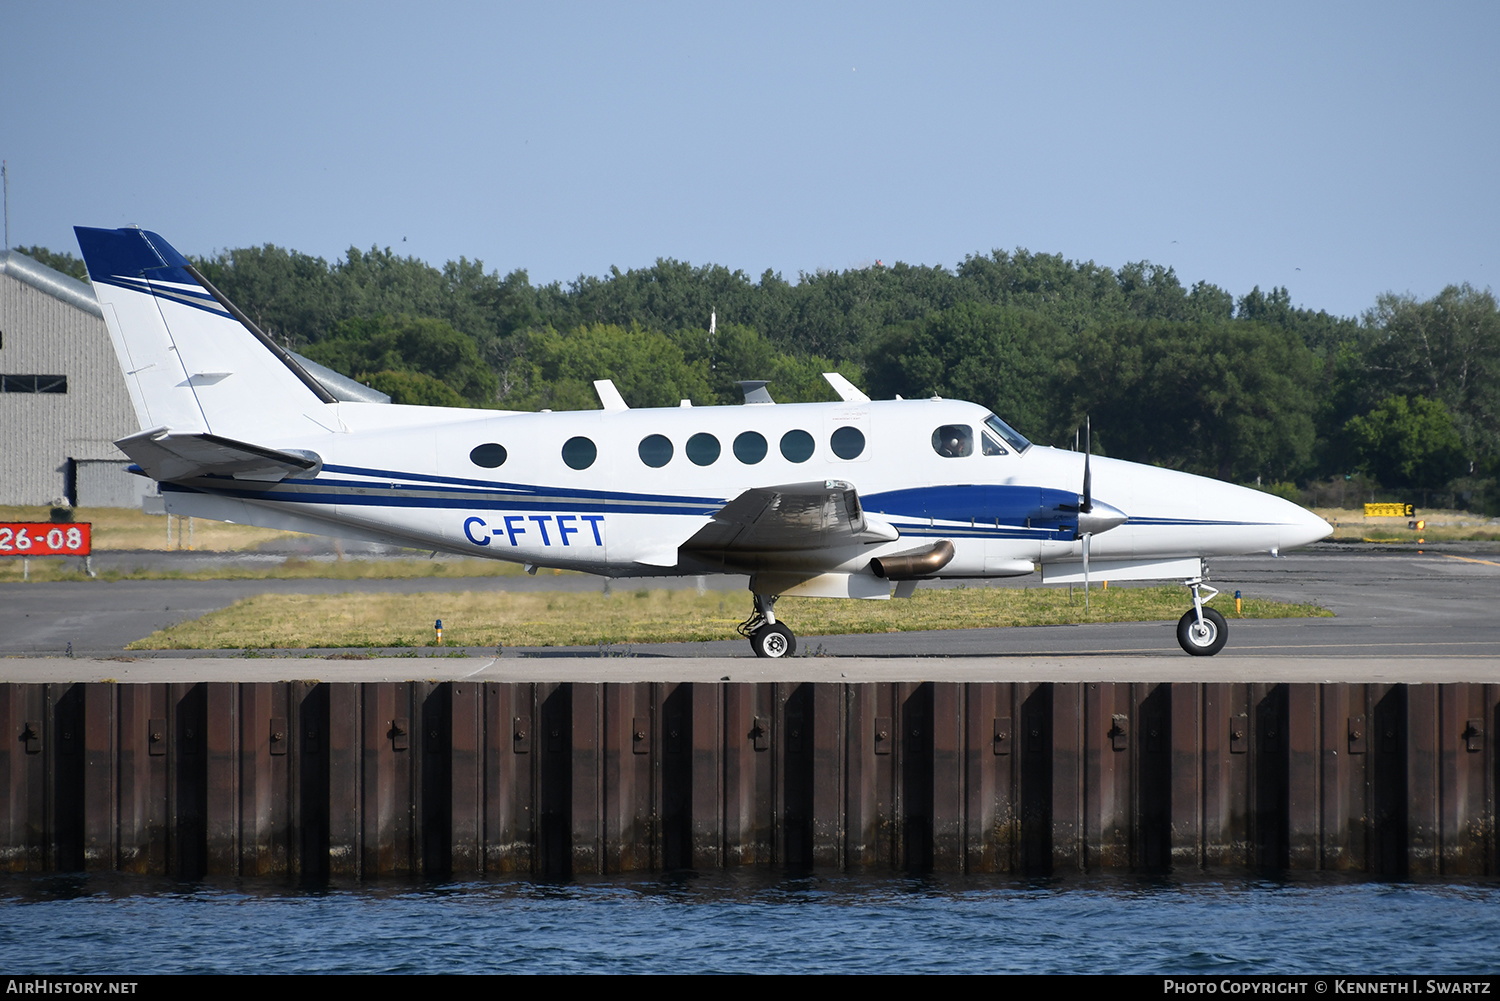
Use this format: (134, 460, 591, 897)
(168, 467, 1290, 536)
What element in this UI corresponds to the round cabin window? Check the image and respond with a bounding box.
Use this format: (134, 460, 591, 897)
(830, 426, 865, 460)
(686, 432, 721, 466)
(733, 431, 768, 464)
(638, 434, 673, 468)
(562, 436, 597, 470)
(780, 429, 814, 463)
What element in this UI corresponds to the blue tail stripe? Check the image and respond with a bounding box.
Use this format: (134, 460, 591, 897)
(75, 226, 169, 280)
(75, 226, 203, 291)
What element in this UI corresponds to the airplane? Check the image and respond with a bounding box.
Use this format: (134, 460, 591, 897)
(74, 225, 1333, 658)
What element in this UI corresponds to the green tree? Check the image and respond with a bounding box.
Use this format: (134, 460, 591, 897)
(1058, 320, 1320, 481)
(364, 370, 468, 407)
(195, 245, 341, 346)
(499, 323, 712, 411)
(1344, 395, 1467, 489)
(1360, 285, 1500, 468)
(863, 303, 1062, 439)
(669, 323, 854, 405)
(303, 314, 497, 404)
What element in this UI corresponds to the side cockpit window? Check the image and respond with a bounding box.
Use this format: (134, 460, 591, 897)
(984, 414, 1031, 453)
(982, 432, 1007, 456)
(932, 425, 973, 458)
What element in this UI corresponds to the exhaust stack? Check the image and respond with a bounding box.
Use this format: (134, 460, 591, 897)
(869, 540, 956, 580)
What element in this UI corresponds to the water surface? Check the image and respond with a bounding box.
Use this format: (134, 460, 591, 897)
(2, 872, 1496, 975)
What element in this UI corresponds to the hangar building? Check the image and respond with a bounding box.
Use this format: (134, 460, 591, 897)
(0, 249, 146, 507)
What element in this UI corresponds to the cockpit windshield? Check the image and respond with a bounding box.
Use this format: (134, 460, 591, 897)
(984, 414, 1031, 453)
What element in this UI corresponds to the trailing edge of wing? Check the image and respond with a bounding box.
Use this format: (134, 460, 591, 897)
(116, 427, 322, 483)
(683, 480, 898, 555)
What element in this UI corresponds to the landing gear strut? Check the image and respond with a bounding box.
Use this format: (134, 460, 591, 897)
(1177, 573, 1227, 656)
(738, 593, 797, 659)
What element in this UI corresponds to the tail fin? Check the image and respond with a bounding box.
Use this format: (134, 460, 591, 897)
(74, 226, 335, 441)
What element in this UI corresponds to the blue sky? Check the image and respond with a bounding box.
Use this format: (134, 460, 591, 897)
(4, 1, 1496, 319)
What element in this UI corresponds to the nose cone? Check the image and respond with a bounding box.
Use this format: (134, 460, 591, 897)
(1064, 450, 1335, 560)
(1279, 498, 1333, 550)
(1213, 480, 1333, 553)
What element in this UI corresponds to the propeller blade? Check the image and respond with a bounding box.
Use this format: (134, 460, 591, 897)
(1082, 531, 1091, 610)
(1081, 415, 1092, 514)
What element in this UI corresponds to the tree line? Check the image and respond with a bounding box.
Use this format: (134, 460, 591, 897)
(21, 241, 1499, 510)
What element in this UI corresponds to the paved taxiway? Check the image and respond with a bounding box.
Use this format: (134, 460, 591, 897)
(1, 545, 1495, 681)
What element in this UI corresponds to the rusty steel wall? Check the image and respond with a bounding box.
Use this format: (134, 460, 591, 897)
(0, 681, 1494, 878)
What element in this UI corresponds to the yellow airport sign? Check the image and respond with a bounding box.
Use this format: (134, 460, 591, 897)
(1364, 503, 1415, 517)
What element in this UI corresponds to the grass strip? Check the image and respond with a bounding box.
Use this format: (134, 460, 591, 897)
(129, 585, 1332, 650)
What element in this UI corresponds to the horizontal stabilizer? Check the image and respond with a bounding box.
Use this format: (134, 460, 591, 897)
(117, 427, 321, 483)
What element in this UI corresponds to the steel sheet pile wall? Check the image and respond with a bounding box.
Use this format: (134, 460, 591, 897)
(1, 681, 1494, 877)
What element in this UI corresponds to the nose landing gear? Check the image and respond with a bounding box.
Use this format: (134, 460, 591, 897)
(1177, 574, 1227, 656)
(738, 593, 798, 658)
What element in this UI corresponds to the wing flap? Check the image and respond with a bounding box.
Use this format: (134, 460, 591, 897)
(117, 427, 321, 483)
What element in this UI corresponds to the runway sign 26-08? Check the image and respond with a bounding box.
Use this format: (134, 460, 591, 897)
(0, 523, 92, 556)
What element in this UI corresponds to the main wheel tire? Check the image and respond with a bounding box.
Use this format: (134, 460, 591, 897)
(750, 622, 796, 659)
(1177, 607, 1228, 656)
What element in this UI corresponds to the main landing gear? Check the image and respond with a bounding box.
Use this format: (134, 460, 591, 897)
(738, 593, 797, 659)
(1177, 574, 1227, 656)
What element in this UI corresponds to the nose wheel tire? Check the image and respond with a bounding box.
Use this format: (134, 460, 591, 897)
(750, 622, 797, 659)
(1177, 607, 1227, 656)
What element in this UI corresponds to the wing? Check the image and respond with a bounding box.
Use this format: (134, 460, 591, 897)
(682, 480, 897, 567)
(116, 427, 322, 483)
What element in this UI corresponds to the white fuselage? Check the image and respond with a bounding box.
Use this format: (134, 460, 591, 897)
(160, 396, 1332, 583)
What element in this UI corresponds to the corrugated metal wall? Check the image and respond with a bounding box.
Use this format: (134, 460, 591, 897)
(0, 264, 142, 507)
